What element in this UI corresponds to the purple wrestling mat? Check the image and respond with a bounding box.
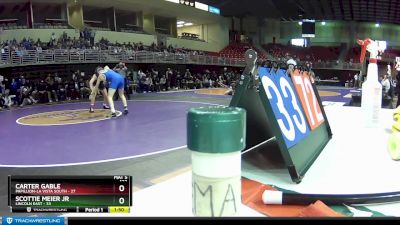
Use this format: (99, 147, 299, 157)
(0, 100, 219, 167)
(317, 88, 353, 105)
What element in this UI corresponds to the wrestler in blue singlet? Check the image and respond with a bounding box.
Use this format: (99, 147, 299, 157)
(104, 69, 125, 90)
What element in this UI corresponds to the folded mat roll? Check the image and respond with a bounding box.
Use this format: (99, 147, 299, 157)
(242, 178, 345, 217)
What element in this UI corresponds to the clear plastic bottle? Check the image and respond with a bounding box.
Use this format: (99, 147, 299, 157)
(361, 62, 382, 127)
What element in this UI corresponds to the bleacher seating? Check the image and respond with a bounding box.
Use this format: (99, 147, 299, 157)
(309, 46, 340, 60)
(263, 43, 340, 61)
(383, 48, 400, 59)
(346, 46, 400, 63)
(346, 47, 361, 63)
(0, 23, 28, 30)
(36, 23, 69, 29)
(218, 43, 266, 59)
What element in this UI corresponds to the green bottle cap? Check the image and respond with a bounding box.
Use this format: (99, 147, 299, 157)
(187, 106, 246, 153)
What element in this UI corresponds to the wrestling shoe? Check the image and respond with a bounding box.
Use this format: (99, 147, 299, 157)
(111, 112, 117, 117)
(89, 107, 94, 113)
(124, 107, 129, 115)
(103, 104, 110, 109)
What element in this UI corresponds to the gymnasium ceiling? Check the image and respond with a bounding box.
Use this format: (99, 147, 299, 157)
(0, 0, 226, 25)
(200, 0, 400, 24)
(1, 0, 399, 25)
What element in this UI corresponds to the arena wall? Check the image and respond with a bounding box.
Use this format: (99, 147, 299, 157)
(0, 29, 80, 42)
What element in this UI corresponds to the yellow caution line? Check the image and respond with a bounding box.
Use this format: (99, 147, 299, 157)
(150, 166, 192, 184)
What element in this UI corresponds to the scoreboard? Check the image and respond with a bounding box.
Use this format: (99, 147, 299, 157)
(259, 67, 310, 148)
(230, 50, 332, 183)
(291, 69, 324, 130)
(8, 176, 132, 213)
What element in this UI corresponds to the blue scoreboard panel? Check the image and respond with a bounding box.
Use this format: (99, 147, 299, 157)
(259, 67, 310, 148)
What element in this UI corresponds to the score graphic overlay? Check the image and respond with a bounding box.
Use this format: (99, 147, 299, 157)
(8, 176, 131, 213)
(259, 67, 310, 148)
(291, 70, 324, 130)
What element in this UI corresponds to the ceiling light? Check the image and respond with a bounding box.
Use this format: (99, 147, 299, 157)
(177, 24, 183, 28)
(195, 1, 209, 11)
(298, 21, 303, 25)
(184, 22, 193, 26)
(177, 21, 185, 25)
(375, 23, 380, 27)
(321, 21, 326, 25)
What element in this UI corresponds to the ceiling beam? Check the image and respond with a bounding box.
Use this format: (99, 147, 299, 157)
(305, 0, 318, 18)
(349, 0, 354, 20)
(267, 0, 287, 21)
(339, 0, 345, 19)
(289, 0, 306, 19)
(320, 0, 332, 20)
(318, 0, 326, 18)
(394, 0, 400, 22)
(329, 0, 336, 19)
(359, 0, 365, 21)
(353, 0, 360, 19)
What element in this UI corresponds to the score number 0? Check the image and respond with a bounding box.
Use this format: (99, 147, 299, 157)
(118, 184, 126, 205)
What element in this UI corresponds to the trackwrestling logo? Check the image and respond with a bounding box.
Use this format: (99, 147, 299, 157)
(2, 217, 64, 225)
(16, 109, 122, 126)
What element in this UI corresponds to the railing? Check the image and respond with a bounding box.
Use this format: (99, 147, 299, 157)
(0, 49, 362, 70)
(313, 60, 363, 70)
(0, 49, 246, 68)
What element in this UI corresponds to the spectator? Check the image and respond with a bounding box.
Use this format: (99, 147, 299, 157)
(0, 80, 5, 95)
(145, 74, 153, 92)
(354, 73, 359, 88)
(89, 29, 95, 46)
(66, 79, 79, 100)
(202, 76, 210, 88)
(0, 93, 4, 109)
(9, 78, 20, 105)
(186, 74, 194, 89)
(1, 89, 15, 109)
(194, 77, 202, 89)
(19, 84, 37, 107)
(165, 68, 173, 91)
(138, 73, 148, 93)
(159, 75, 167, 91)
(32, 80, 47, 103)
(113, 62, 130, 99)
(381, 75, 390, 96)
(56, 77, 66, 101)
(79, 78, 90, 99)
(45, 74, 58, 103)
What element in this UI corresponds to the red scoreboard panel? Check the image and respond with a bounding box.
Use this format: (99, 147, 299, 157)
(291, 70, 324, 130)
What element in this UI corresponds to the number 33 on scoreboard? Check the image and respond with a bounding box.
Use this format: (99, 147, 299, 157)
(291, 70, 324, 130)
(260, 68, 310, 148)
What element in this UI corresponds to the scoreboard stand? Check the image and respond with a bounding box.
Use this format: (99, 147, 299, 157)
(230, 50, 332, 183)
